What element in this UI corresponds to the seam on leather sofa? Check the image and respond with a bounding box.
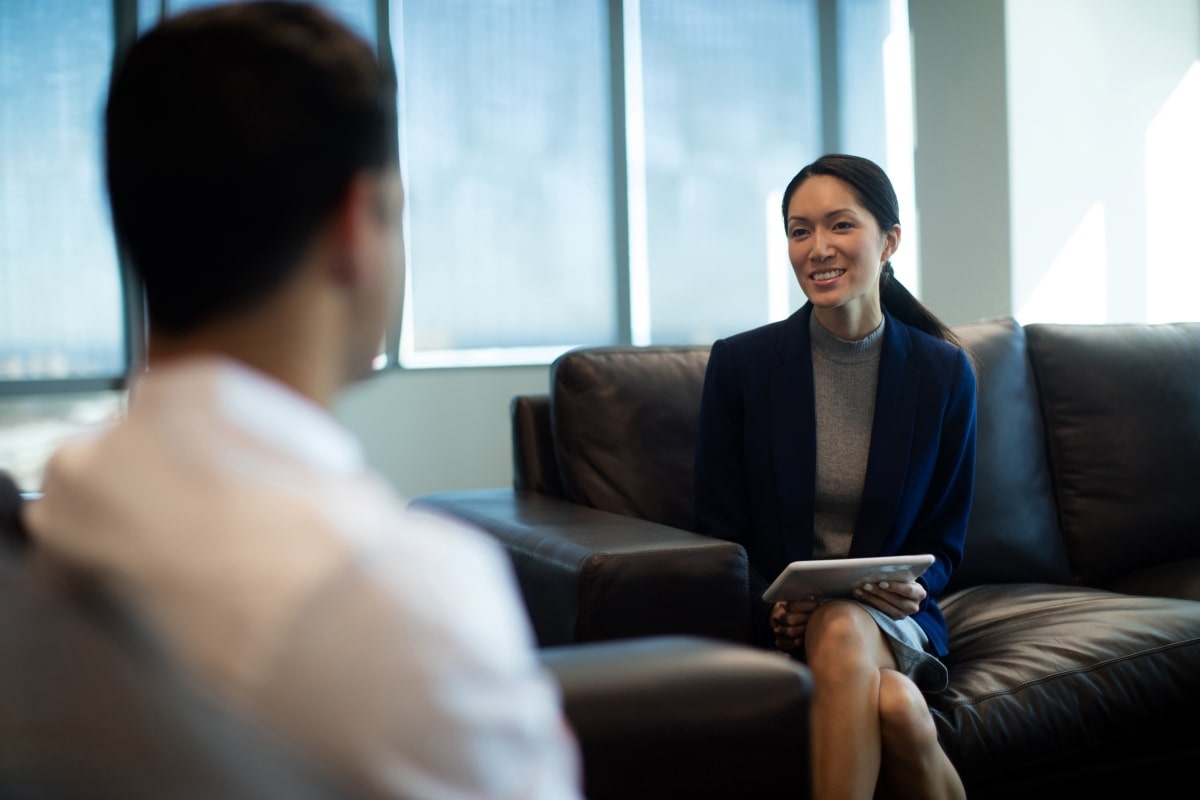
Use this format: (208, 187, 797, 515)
(942, 635, 1200, 708)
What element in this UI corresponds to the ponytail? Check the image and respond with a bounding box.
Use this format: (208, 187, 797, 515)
(879, 262, 976, 370)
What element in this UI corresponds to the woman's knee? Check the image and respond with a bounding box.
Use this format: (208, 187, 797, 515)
(804, 603, 883, 679)
(806, 601, 874, 650)
(878, 670, 938, 748)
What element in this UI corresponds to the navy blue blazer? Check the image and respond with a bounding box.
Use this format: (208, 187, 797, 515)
(693, 303, 977, 656)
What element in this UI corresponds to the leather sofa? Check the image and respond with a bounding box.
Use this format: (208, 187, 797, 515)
(1, 476, 811, 799)
(414, 316, 1200, 798)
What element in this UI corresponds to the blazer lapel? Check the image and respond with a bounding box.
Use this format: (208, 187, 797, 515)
(771, 306, 816, 563)
(850, 313, 919, 556)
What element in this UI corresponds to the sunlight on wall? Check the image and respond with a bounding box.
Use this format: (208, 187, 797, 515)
(1145, 60, 1200, 324)
(1016, 202, 1107, 324)
(883, 0, 918, 292)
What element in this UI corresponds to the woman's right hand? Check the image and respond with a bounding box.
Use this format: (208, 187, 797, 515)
(771, 598, 820, 653)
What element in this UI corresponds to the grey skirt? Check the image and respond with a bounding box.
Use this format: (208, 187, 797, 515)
(856, 600, 949, 693)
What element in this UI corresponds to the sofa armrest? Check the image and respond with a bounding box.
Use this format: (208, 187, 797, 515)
(412, 489, 753, 646)
(541, 635, 811, 799)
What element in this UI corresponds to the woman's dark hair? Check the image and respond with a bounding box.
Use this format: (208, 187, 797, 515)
(781, 153, 966, 351)
(105, 1, 397, 334)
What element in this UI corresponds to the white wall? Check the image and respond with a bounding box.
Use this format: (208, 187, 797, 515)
(1006, 0, 1200, 324)
(340, 0, 1200, 498)
(335, 364, 546, 500)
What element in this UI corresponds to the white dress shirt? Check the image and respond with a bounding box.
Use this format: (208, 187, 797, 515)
(25, 357, 583, 799)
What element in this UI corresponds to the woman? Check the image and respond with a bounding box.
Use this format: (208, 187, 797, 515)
(693, 153, 975, 799)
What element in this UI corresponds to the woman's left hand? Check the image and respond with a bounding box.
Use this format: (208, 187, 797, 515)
(852, 577, 926, 620)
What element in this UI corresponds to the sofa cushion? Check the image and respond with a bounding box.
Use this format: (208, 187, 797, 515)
(934, 583, 1200, 786)
(551, 345, 710, 531)
(1025, 322, 1200, 587)
(948, 318, 1070, 590)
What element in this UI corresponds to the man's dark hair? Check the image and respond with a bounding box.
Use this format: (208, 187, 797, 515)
(105, 1, 397, 334)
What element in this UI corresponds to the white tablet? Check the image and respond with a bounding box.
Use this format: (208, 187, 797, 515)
(761, 554, 935, 603)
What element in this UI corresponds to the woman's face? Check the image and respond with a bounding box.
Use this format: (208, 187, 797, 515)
(785, 174, 899, 337)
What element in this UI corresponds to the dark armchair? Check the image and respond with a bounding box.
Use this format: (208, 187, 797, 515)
(415, 346, 756, 648)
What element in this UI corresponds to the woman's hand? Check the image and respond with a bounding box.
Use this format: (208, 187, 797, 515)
(853, 577, 926, 620)
(770, 598, 820, 653)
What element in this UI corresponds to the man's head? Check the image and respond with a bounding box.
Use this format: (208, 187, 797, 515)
(105, 0, 401, 366)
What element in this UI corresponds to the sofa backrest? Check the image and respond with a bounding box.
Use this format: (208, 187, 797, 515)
(947, 318, 1071, 590)
(533, 319, 1085, 587)
(1025, 322, 1200, 586)
(538, 319, 1078, 590)
(549, 345, 711, 532)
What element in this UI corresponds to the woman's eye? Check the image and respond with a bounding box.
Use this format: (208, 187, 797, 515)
(833, 221, 853, 230)
(790, 228, 809, 238)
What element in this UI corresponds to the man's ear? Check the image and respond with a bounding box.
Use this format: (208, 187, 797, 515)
(327, 172, 382, 289)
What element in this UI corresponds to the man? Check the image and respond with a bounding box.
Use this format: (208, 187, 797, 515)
(22, 3, 583, 797)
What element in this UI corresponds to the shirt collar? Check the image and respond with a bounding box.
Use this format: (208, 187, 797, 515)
(128, 357, 365, 475)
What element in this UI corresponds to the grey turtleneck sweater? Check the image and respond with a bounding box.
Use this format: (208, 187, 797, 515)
(809, 313, 885, 560)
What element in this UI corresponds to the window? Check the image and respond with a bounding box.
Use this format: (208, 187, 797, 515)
(635, 0, 821, 346)
(394, 0, 616, 367)
(0, 0, 125, 382)
(394, 0, 914, 365)
(0, 0, 127, 491)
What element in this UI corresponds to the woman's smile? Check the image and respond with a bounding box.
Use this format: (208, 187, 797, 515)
(810, 268, 847, 284)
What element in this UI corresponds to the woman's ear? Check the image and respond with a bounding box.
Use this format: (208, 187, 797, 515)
(882, 224, 902, 263)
